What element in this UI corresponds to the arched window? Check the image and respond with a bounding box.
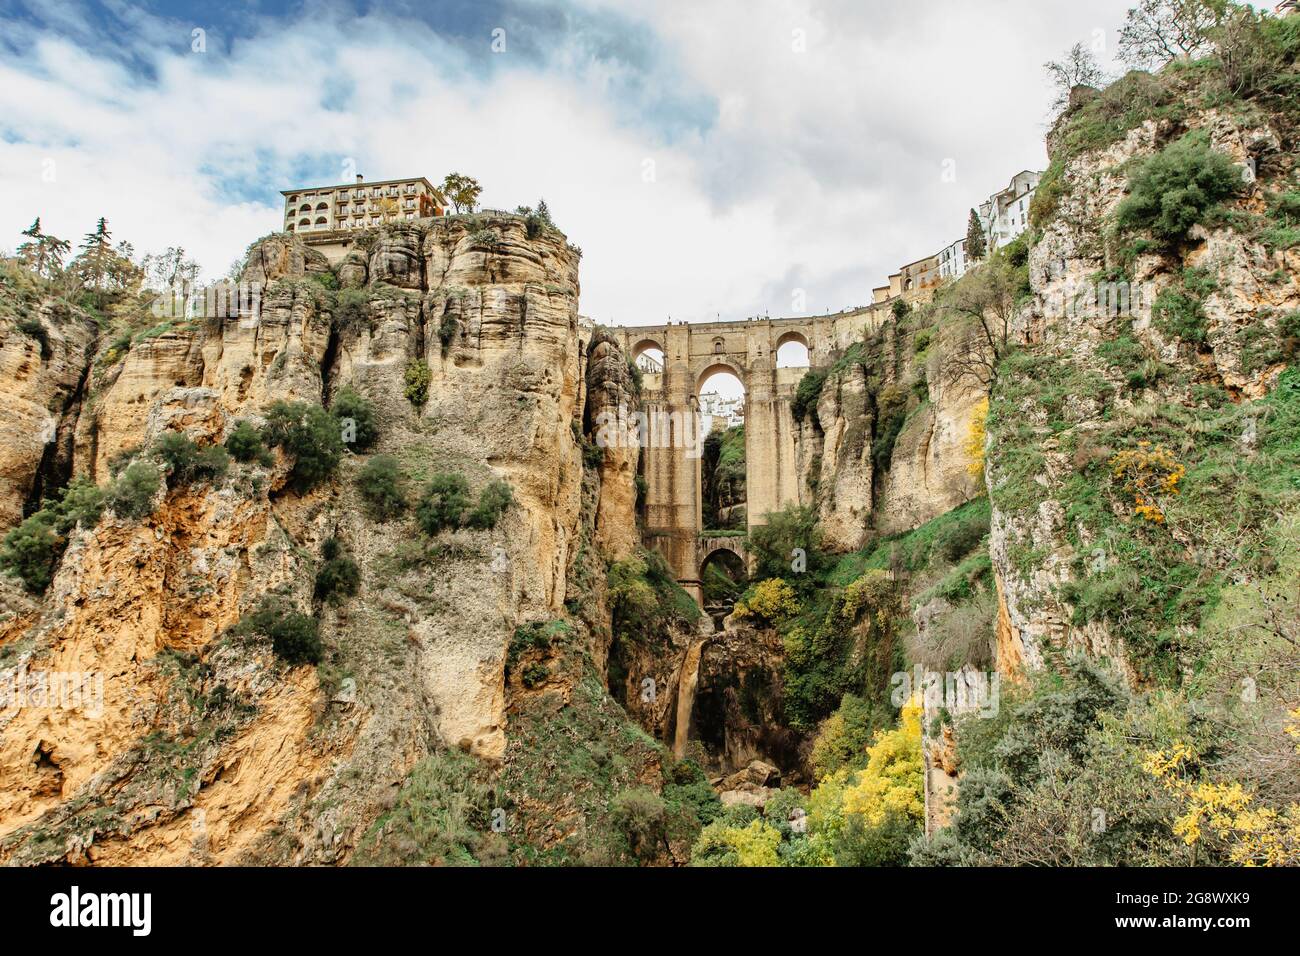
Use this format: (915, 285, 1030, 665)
(299, 204, 311, 214)
(713, 337, 725, 354)
(315, 216, 327, 226)
(315, 202, 329, 211)
(299, 218, 311, 227)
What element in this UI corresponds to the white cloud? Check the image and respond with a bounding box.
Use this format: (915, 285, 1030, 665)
(0, 0, 1143, 325)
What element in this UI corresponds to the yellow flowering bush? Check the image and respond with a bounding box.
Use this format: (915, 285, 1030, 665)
(965, 396, 989, 478)
(1110, 441, 1185, 524)
(1145, 742, 1300, 866)
(840, 569, 894, 624)
(733, 577, 800, 624)
(840, 698, 925, 827)
(690, 818, 782, 867)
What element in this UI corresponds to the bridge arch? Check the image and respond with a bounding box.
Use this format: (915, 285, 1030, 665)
(696, 360, 746, 395)
(632, 338, 665, 373)
(776, 330, 811, 368)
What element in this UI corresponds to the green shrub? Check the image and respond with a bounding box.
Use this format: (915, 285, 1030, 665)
(467, 479, 513, 529)
(416, 472, 471, 534)
(153, 431, 229, 488)
(59, 475, 106, 529)
(1152, 268, 1217, 346)
(438, 313, 458, 350)
(333, 287, 369, 331)
(106, 461, 162, 520)
(234, 596, 322, 665)
(1114, 131, 1243, 246)
(791, 368, 828, 424)
(0, 510, 61, 593)
(810, 693, 888, 779)
(832, 810, 915, 867)
(1280, 311, 1300, 361)
(262, 401, 344, 492)
(332, 386, 379, 451)
(356, 454, 407, 520)
(507, 620, 568, 667)
(610, 788, 668, 861)
(748, 504, 825, 583)
(934, 506, 990, 562)
(404, 359, 431, 406)
(0, 475, 110, 593)
(225, 420, 273, 465)
(520, 662, 549, 688)
(314, 538, 361, 605)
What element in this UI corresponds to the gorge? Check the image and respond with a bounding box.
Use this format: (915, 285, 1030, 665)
(1, 7, 1299, 868)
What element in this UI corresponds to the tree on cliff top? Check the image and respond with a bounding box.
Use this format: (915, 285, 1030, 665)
(1044, 42, 1106, 115)
(441, 173, 482, 214)
(73, 217, 114, 290)
(16, 218, 71, 278)
(1118, 0, 1226, 70)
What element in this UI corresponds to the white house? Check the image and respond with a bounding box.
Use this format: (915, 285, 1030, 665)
(978, 170, 1041, 252)
(938, 236, 967, 280)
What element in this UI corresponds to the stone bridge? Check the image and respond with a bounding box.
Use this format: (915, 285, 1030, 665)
(611, 309, 887, 603)
(697, 533, 748, 572)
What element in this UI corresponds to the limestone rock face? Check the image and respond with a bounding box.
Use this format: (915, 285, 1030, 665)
(796, 327, 982, 551)
(991, 105, 1297, 683)
(0, 220, 643, 865)
(366, 224, 424, 290)
(0, 303, 98, 529)
(584, 329, 640, 561)
(876, 374, 984, 537)
(806, 361, 873, 551)
(239, 233, 331, 286)
(74, 278, 334, 482)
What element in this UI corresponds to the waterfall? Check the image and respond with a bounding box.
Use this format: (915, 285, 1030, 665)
(673, 640, 706, 758)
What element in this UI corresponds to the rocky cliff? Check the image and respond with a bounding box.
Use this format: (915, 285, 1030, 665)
(0, 215, 655, 864)
(987, 77, 1299, 685)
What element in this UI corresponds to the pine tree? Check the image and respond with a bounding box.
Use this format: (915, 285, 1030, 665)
(965, 209, 986, 261)
(15, 218, 71, 278)
(535, 198, 554, 227)
(74, 218, 114, 290)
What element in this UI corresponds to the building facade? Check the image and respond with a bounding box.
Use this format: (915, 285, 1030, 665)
(938, 236, 967, 280)
(700, 389, 745, 428)
(281, 175, 445, 260)
(978, 169, 1040, 252)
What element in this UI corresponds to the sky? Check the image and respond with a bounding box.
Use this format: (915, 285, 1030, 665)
(1, 0, 1168, 328)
